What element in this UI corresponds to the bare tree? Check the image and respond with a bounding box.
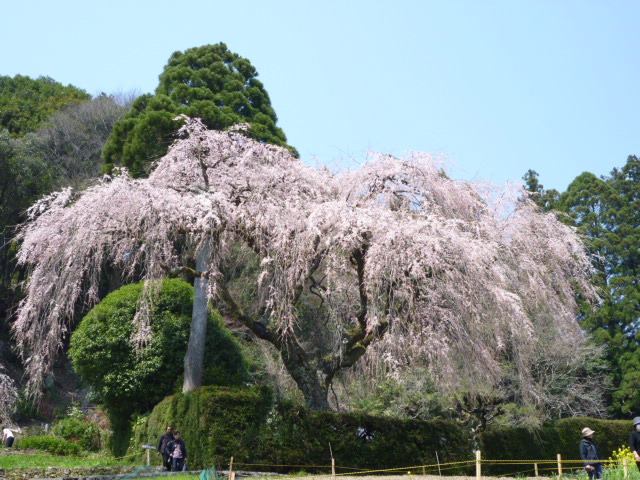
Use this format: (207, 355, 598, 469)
(14, 118, 597, 410)
(24, 93, 133, 188)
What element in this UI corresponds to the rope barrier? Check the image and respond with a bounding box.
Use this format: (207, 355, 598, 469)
(334, 461, 481, 476)
(123, 450, 636, 477)
(233, 462, 335, 469)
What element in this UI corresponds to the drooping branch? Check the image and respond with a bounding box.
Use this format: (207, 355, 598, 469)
(13, 117, 598, 411)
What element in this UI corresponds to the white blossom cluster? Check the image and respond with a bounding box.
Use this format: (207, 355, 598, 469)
(0, 370, 18, 423)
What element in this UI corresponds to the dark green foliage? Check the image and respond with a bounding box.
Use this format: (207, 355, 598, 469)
(527, 157, 640, 415)
(480, 418, 631, 476)
(129, 385, 636, 475)
(17, 435, 83, 456)
(14, 388, 43, 420)
(261, 402, 472, 474)
(130, 385, 273, 469)
(0, 75, 91, 328)
(557, 158, 640, 415)
(0, 75, 90, 137)
(51, 417, 100, 451)
(522, 169, 560, 211)
(130, 386, 471, 471)
(102, 43, 293, 177)
(0, 129, 53, 326)
(69, 278, 250, 455)
(0, 130, 53, 227)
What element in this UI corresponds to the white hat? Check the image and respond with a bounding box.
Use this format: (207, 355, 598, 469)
(582, 427, 595, 436)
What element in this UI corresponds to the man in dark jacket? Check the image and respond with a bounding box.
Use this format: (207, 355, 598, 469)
(630, 417, 640, 472)
(580, 427, 602, 479)
(157, 426, 174, 471)
(166, 431, 188, 472)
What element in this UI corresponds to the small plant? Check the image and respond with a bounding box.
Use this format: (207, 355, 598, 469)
(609, 444, 636, 466)
(604, 445, 640, 480)
(14, 387, 43, 420)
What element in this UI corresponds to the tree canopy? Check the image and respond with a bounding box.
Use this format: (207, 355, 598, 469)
(102, 43, 292, 177)
(25, 93, 131, 188)
(0, 75, 90, 137)
(524, 156, 640, 415)
(15, 117, 597, 411)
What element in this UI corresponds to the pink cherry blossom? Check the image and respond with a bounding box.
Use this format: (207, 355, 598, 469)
(13, 117, 596, 409)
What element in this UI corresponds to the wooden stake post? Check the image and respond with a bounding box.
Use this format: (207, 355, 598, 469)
(229, 456, 235, 480)
(624, 458, 629, 479)
(557, 454, 563, 478)
(476, 450, 482, 480)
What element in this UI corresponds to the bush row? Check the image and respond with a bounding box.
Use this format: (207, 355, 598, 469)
(129, 386, 637, 475)
(481, 417, 632, 475)
(17, 435, 82, 456)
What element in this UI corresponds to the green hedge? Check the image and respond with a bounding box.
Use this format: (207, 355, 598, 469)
(480, 417, 632, 476)
(130, 386, 636, 475)
(260, 403, 472, 474)
(130, 385, 273, 469)
(130, 386, 471, 472)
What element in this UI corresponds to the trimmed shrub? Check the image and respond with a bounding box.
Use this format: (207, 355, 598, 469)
(69, 278, 250, 455)
(130, 385, 637, 475)
(17, 435, 83, 456)
(260, 402, 472, 474)
(130, 385, 272, 468)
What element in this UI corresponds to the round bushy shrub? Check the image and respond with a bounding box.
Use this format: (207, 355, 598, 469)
(69, 278, 250, 420)
(51, 416, 100, 451)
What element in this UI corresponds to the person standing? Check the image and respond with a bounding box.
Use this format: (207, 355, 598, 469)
(630, 417, 640, 471)
(580, 427, 603, 480)
(166, 431, 187, 472)
(156, 426, 174, 471)
(1, 426, 15, 448)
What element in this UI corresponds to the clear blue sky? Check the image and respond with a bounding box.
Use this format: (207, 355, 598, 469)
(2, 0, 639, 192)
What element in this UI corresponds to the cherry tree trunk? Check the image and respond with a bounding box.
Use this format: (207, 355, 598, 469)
(182, 242, 211, 392)
(279, 336, 330, 410)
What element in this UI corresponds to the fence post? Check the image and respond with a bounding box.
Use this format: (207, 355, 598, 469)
(229, 456, 234, 480)
(332, 458, 336, 480)
(557, 454, 563, 478)
(476, 450, 482, 480)
(624, 458, 629, 479)
(534, 463, 539, 477)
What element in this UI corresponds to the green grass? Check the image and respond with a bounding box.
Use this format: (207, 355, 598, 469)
(0, 453, 133, 469)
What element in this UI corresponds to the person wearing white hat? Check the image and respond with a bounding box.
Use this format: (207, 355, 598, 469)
(580, 427, 602, 479)
(629, 417, 640, 471)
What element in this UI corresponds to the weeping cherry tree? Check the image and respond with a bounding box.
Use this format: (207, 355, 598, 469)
(14, 117, 596, 410)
